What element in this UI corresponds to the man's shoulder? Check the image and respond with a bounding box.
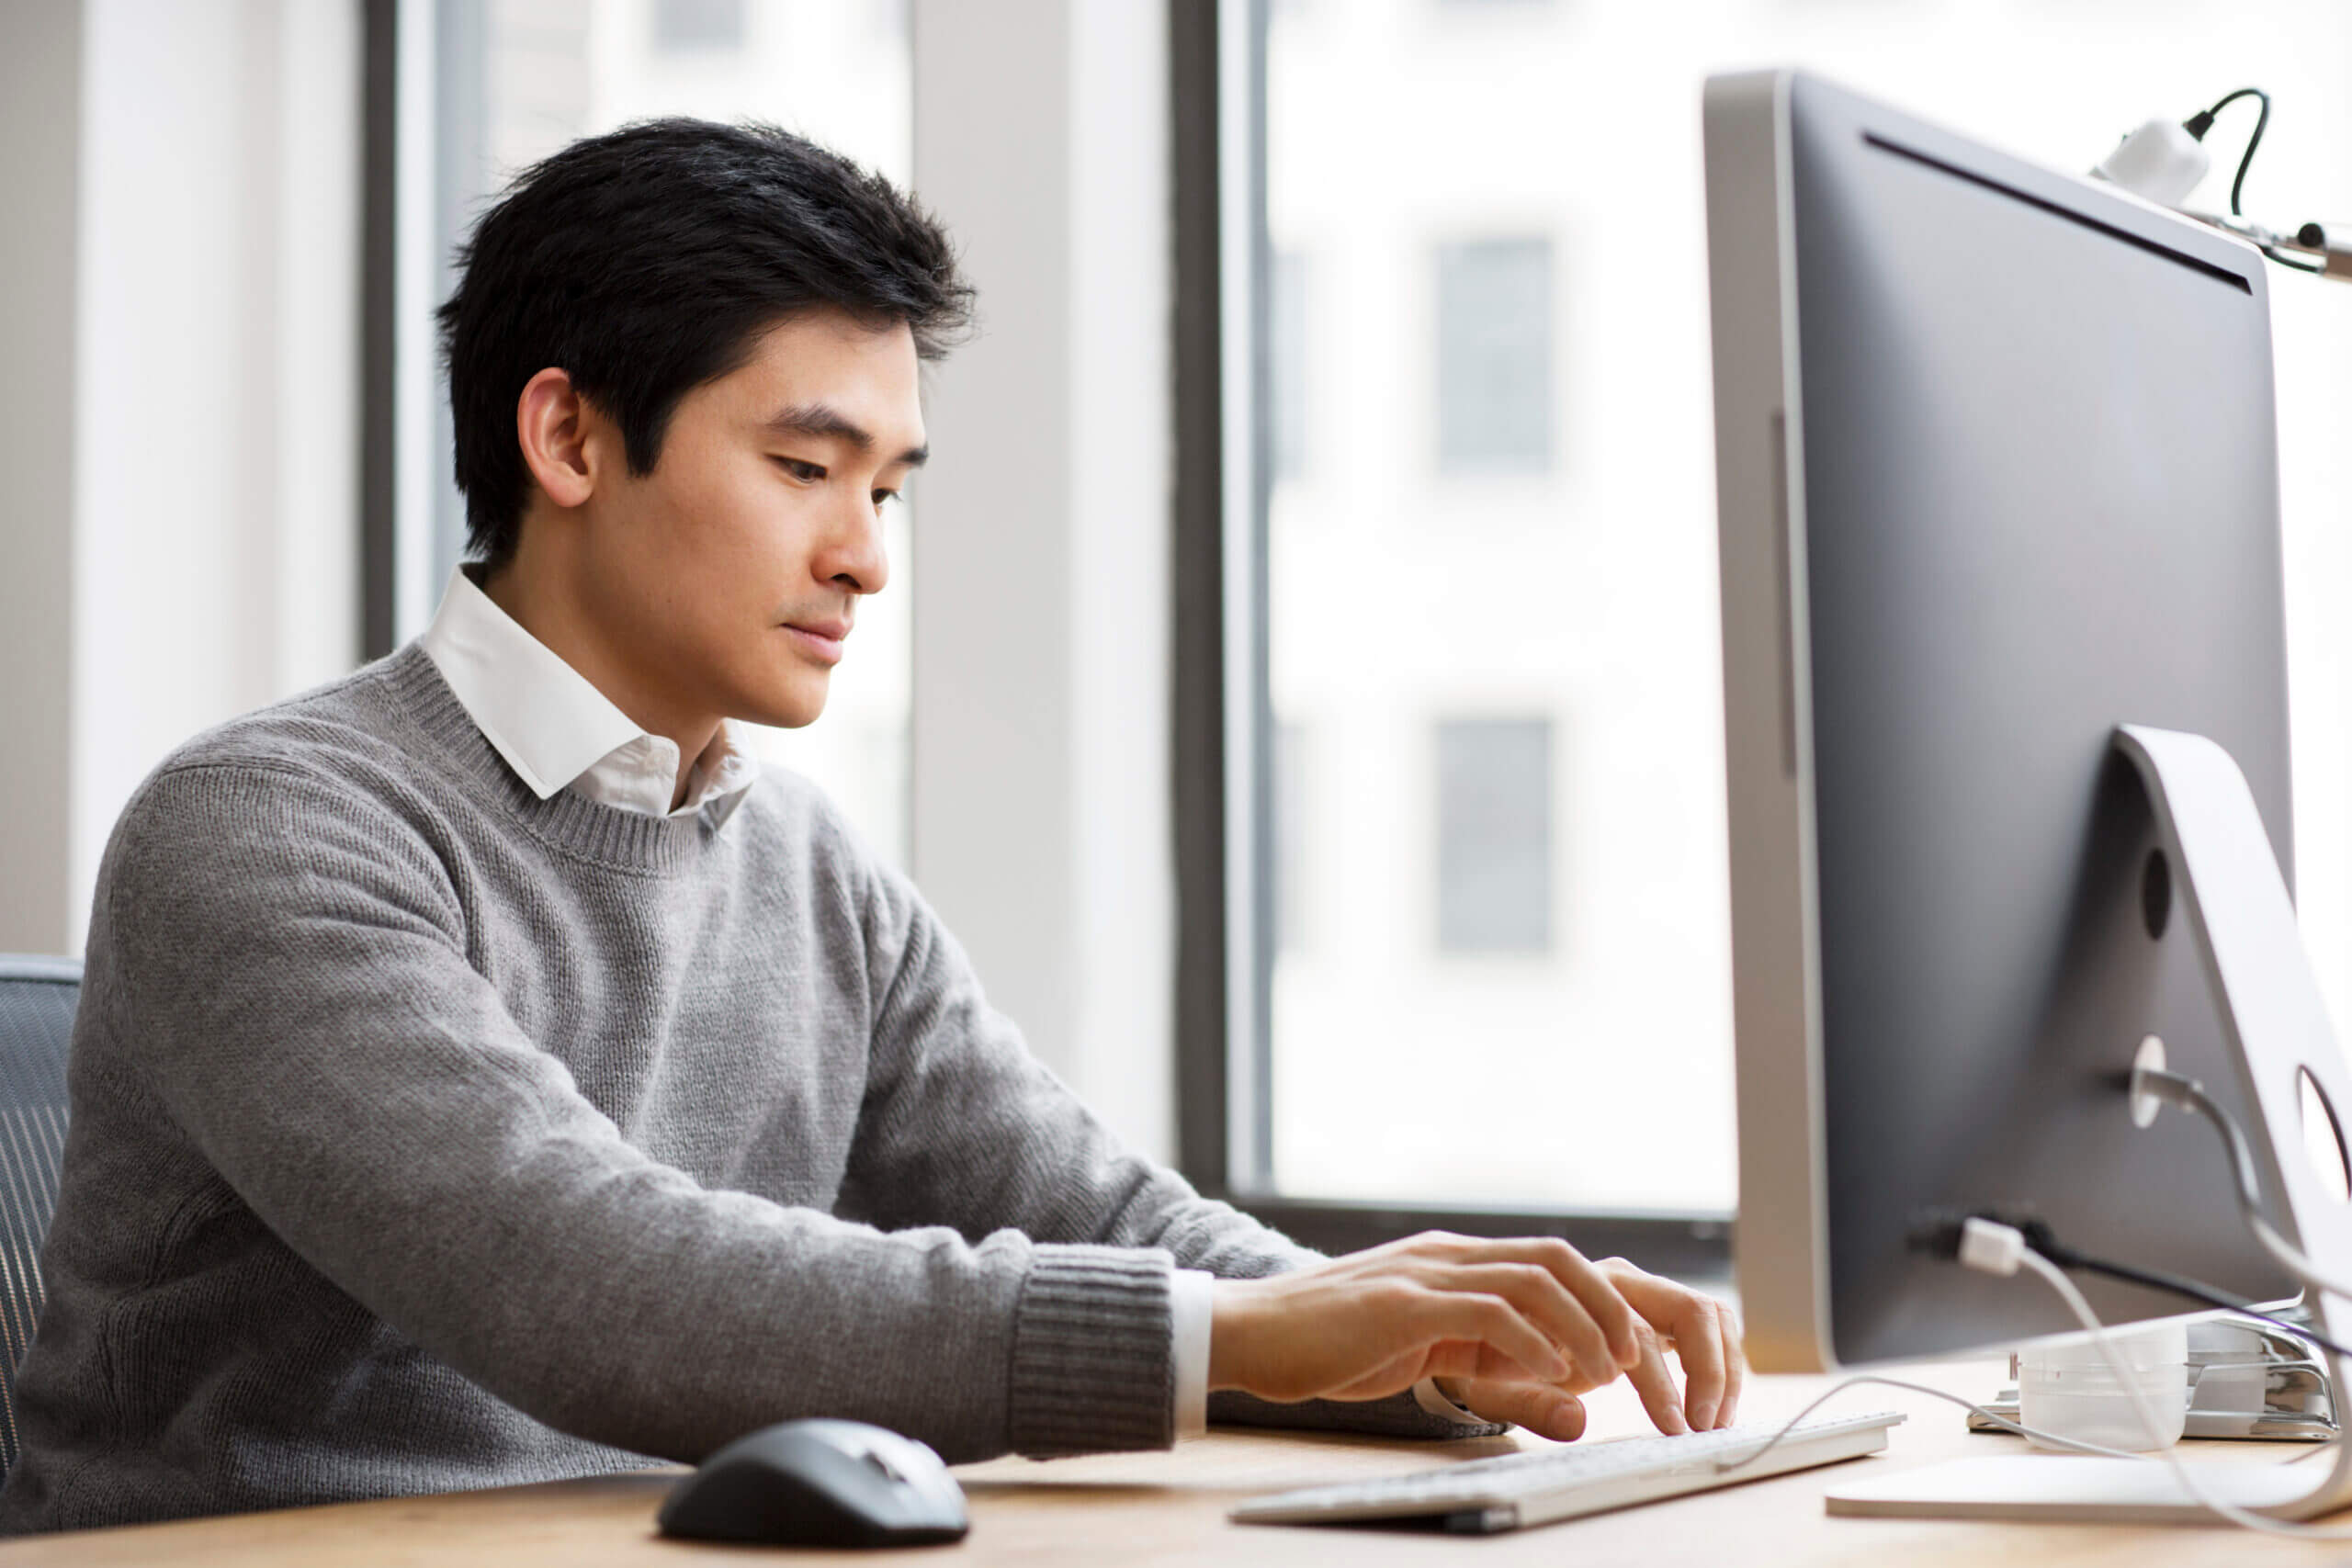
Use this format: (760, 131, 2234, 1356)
(82, 660, 459, 946)
(132, 654, 430, 827)
(737, 766, 871, 859)
(734, 766, 917, 902)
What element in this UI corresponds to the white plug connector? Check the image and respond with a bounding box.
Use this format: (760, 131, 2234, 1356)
(1959, 1217, 2029, 1278)
(2128, 1035, 2171, 1128)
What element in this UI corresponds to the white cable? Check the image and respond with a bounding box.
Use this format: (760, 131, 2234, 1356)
(2135, 1066, 2352, 1304)
(1713, 1374, 2155, 1473)
(1962, 1219, 2352, 1540)
(2250, 1213, 2352, 1308)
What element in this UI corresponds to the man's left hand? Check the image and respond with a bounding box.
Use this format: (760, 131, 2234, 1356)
(1434, 1258, 1745, 1441)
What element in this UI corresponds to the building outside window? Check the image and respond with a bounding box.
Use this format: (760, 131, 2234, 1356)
(1223, 0, 2352, 1242)
(652, 0, 748, 52)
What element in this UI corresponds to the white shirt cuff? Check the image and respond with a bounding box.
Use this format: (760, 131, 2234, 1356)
(1171, 1269, 1214, 1438)
(1413, 1377, 1490, 1426)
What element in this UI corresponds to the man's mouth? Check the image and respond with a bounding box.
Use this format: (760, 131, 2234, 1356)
(782, 618, 851, 666)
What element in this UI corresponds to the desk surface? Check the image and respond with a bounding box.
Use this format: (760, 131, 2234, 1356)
(3, 1360, 2335, 1564)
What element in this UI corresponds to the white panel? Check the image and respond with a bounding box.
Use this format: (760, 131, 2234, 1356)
(68, 0, 363, 952)
(1069, 0, 1175, 1160)
(910, 0, 1177, 1159)
(909, 0, 1078, 1093)
(74, 0, 253, 947)
(269, 0, 364, 694)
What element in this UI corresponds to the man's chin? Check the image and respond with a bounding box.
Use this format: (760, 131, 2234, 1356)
(733, 676, 831, 730)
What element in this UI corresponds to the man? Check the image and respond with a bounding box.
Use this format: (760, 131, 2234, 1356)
(0, 120, 1741, 1534)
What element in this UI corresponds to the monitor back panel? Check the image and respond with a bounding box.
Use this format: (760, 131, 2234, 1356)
(1736, 73, 2296, 1365)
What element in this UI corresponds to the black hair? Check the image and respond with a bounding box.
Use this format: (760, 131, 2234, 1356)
(437, 118, 973, 568)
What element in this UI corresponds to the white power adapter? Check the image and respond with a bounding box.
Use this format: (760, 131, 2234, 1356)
(1957, 1217, 2188, 1452)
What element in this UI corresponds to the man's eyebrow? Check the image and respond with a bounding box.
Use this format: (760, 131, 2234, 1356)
(763, 402, 929, 468)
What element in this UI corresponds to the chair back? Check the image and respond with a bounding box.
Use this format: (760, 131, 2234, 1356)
(0, 957, 78, 1476)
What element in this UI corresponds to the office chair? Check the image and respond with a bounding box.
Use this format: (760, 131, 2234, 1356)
(0, 958, 78, 1477)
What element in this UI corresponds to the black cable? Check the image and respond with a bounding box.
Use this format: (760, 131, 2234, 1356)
(2045, 1240, 2352, 1362)
(2185, 87, 2271, 217)
(1909, 1207, 2352, 1359)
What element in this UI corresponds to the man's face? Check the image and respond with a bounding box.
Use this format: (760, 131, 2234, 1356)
(571, 310, 926, 730)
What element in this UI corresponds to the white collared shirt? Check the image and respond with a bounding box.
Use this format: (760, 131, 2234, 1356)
(420, 566, 761, 825)
(414, 567, 1239, 1436)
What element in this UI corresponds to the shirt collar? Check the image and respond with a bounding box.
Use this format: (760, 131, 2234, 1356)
(418, 566, 757, 823)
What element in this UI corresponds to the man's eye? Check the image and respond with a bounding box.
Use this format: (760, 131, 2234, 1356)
(873, 490, 900, 509)
(775, 457, 826, 483)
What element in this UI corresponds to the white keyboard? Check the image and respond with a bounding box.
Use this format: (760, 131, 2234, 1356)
(1230, 1411, 1906, 1534)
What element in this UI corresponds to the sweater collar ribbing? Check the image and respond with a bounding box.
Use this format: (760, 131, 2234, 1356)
(380, 643, 715, 872)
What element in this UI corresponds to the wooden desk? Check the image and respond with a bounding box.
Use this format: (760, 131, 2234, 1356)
(2, 1360, 2335, 1564)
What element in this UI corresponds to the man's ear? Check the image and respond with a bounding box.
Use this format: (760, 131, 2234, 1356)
(515, 367, 598, 510)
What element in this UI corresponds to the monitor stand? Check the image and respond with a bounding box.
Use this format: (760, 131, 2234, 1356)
(1824, 724, 2352, 1526)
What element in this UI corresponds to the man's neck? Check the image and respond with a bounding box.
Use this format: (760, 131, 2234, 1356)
(476, 561, 721, 811)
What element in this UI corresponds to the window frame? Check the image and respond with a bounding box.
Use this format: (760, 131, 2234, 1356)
(361, 0, 399, 659)
(1169, 0, 1730, 1277)
(360, 0, 465, 658)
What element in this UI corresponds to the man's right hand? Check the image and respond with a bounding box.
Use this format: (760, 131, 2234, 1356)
(1207, 1231, 1645, 1414)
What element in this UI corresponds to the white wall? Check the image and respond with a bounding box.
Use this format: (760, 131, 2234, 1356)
(910, 0, 1178, 1161)
(0, 0, 361, 957)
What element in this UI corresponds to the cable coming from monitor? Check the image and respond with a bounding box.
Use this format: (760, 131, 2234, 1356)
(2129, 1063, 2352, 1306)
(1710, 1065, 2352, 1540)
(1961, 1221, 2352, 1540)
(1906, 1207, 2352, 1361)
(1702, 1222, 2347, 1541)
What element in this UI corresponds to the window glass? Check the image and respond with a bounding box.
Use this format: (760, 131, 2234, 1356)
(430, 0, 913, 864)
(1272, 719, 1309, 955)
(1256, 0, 2352, 1213)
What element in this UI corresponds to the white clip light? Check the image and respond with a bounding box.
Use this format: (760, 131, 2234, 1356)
(2093, 118, 2212, 207)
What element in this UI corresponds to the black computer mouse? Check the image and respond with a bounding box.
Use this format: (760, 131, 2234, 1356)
(657, 1418, 970, 1548)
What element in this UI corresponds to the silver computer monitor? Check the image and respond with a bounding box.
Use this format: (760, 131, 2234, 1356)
(1703, 69, 2300, 1372)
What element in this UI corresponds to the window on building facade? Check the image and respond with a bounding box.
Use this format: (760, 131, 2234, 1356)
(1435, 237, 1552, 475)
(1435, 717, 1552, 955)
(654, 0, 747, 52)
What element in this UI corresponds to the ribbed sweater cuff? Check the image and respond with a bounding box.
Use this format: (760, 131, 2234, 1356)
(1007, 1246, 1175, 1457)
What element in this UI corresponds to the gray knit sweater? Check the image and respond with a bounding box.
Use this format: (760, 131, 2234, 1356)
(0, 647, 1492, 1534)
